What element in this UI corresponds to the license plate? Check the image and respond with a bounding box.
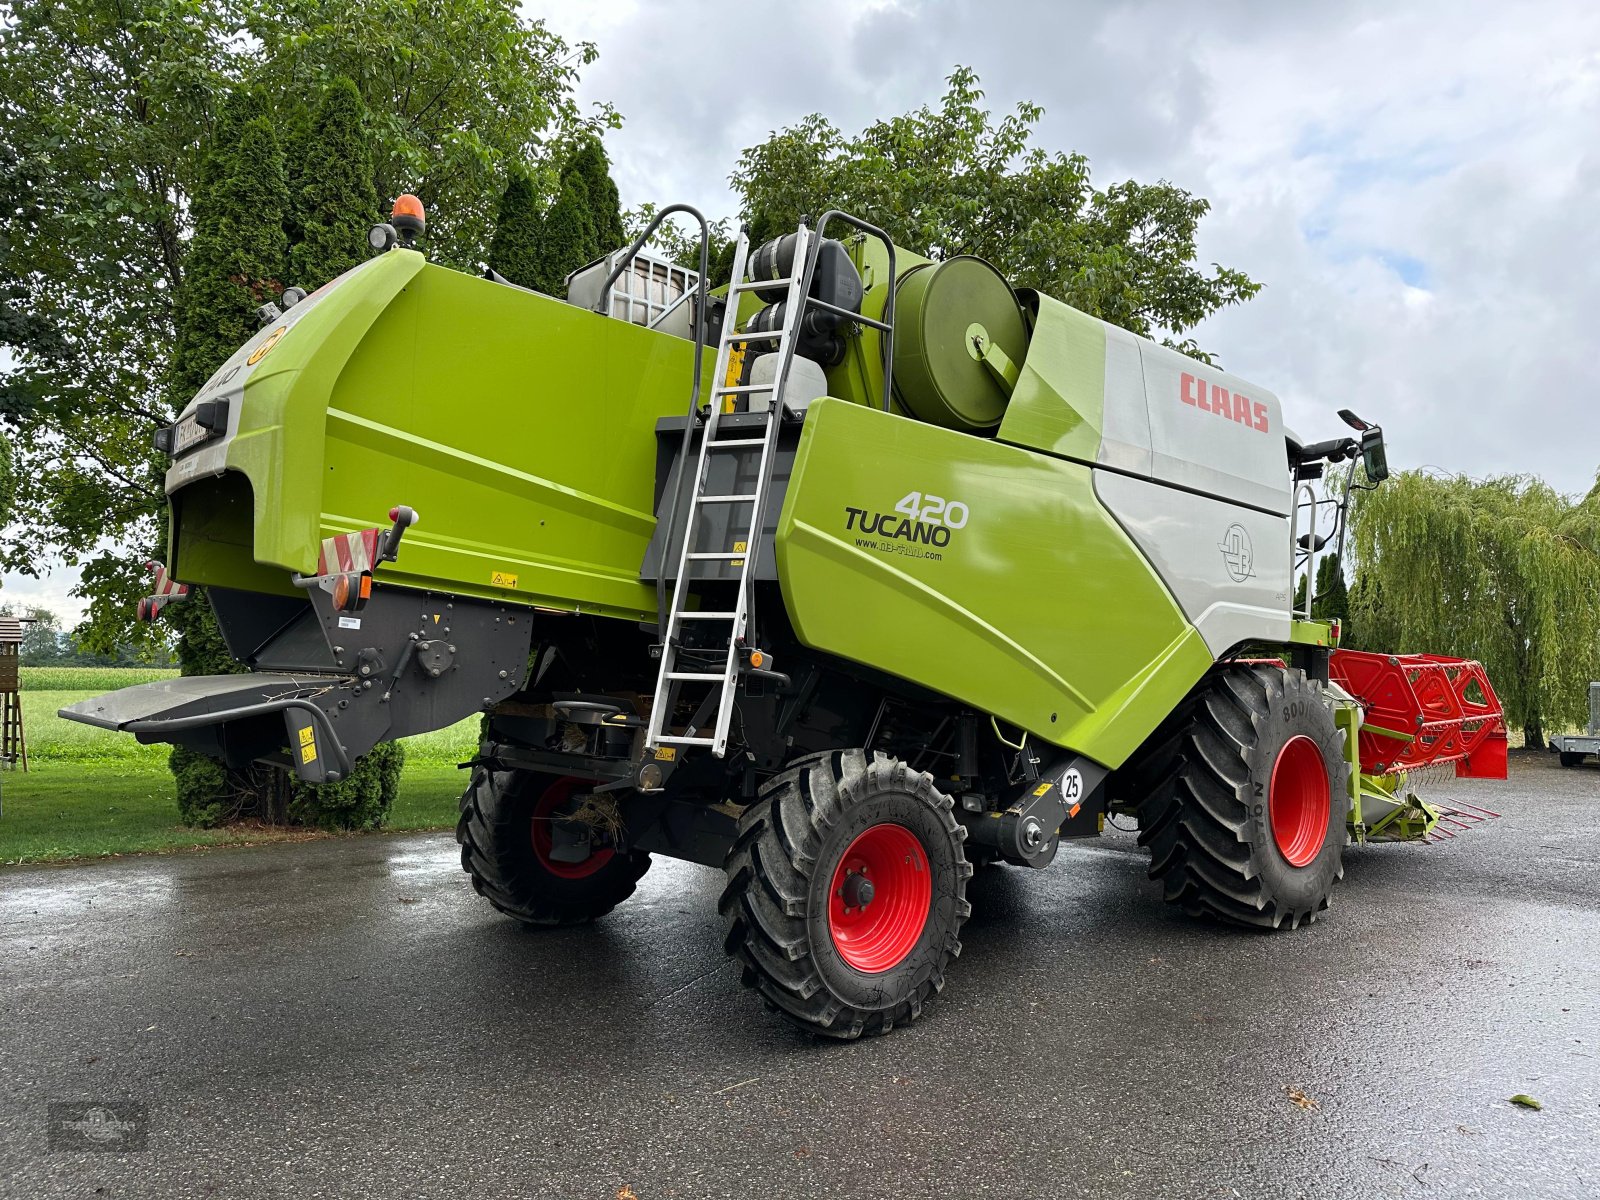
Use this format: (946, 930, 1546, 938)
(172, 413, 211, 455)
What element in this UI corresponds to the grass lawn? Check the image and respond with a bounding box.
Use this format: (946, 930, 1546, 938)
(1, 668, 478, 866)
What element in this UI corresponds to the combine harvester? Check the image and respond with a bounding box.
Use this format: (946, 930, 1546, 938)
(65, 197, 1507, 1037)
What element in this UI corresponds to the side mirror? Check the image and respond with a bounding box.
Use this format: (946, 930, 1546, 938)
(1360, 426, 1389, 483)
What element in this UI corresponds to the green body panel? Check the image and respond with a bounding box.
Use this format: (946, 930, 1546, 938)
(994, 296, 1108, 463)
(890, 256, 1027, 431)
(1289, 619, 1335, 647)
(188, 251, 709, 619)
(774, 397, 1213, 767)
(819, 238, 932, 415)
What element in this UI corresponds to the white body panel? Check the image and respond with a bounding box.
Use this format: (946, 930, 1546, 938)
(1097, 324, 1153, 476)
(1136, 340, 1290, 516)
(1094, 470, 1293, 656)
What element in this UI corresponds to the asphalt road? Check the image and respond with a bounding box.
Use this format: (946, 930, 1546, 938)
(2, 754, 1596, 1199)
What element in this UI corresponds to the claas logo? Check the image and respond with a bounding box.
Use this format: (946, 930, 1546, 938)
(1181, 371, 1268, 433)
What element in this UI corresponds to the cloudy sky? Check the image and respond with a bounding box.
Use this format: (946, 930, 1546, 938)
(557, 0, 1597, 484)
(7, 0, 1597, 625)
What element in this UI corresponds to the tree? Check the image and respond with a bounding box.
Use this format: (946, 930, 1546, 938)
(172, 102, 289, 399)
(489, 140, 627, 295)
(15, 606, 65, 665)
(1349, 472, 1600, 747)
(564, 139, 625, 257)
(246, 0, 617, 272)
(0, 428, 13, 527)
(287, 77, 377, 289)
(527, 173, 592, 295)
(1293, 553, 1350, 625)
(0, 0, 610, 660)
(486, 167, 544, 289)
(729, 67, 1259, 358)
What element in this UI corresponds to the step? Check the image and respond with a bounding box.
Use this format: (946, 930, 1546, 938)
(694, 493, 758, 504)
(713, 383, 778, 396)
(705, 438, 765, 449)
(731, 277, 792, 293)
(655, 735, 716, 747)
(666, 671, 725, 682)
(685, 551, 745, 560)
(676, 611, 739, 620)
(726, 329, 783, 342)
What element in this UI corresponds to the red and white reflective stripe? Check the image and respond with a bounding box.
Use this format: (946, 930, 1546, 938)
(316, 528, 381, 577)
(146, 561, 190, 599)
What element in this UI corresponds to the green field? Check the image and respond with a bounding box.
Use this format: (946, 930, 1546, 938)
(1, 667, 479, 865)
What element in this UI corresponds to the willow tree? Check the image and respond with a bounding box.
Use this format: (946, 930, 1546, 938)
(1349, 472, 1600, 747)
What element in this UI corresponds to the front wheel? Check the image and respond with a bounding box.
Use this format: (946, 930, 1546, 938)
(1134, 665, 1350, 929)
(719, 750, 972, 1039)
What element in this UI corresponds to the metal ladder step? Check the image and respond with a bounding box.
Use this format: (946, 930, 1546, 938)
(730, 277, 791, 293)
(646, 220, 842, 762)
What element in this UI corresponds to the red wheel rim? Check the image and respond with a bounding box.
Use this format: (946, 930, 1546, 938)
(826, 823, 932, 973)
(530, 777, 614, 880)
(1269, 735, 1330, 867)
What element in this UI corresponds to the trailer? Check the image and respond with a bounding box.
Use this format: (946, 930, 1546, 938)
(1551, 683, 1600, 767)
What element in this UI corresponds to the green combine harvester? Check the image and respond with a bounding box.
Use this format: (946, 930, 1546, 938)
(65, 197, 1507, 1038)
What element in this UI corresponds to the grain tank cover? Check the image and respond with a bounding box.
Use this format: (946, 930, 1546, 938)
(892, 256, 1028, 432)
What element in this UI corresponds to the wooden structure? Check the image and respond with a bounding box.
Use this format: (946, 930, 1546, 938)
(0, 616, 25, 770)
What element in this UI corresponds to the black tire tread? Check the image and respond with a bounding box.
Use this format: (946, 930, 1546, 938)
(719, 749, 971, 1039)
(456, 768, 650, 926)
(1133, 665, 1348, 930)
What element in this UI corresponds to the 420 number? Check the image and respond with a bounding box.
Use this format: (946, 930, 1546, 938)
(894, 491, 970, 529)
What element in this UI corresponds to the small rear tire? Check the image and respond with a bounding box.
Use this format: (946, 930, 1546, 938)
(1133, 665, 1350, 929)
(457, 768, 650, 925)
(719, 750, 972, 1039)
(1558, 751, 1585, 769)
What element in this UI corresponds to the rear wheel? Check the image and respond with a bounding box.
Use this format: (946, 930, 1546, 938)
(1133, 665, 1349, 929)
(1559, 751, 1585, 768)
(457, 768, 650, 925)
(719, 750, 972, 1039)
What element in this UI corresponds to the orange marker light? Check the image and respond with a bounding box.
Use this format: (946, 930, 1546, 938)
(392, 193, 425, 223)
(749, 649, 765, 669)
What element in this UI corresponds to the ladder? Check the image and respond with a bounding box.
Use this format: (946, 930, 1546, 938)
(644, 222, 819, 759)
(1, 690, 27, 771)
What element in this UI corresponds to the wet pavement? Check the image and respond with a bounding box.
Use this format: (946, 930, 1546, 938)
(1, 754, 1596, 1199)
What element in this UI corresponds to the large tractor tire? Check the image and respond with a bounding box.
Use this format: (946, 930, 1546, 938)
(1133, 665, 1349, 930)
(457, 768, 651, 925)
(719, 750, 973, 1039)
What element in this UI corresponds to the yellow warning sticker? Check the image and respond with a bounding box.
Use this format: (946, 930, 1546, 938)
(1032, 781, 1053, 797)
(654, 746, 677, 762)
(299, 741, 317, 764)
(297, 726, 315, 747)
(247, 327, 287, 365)
(491, 571, 519, 589)
(732, 540, 747, 567)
